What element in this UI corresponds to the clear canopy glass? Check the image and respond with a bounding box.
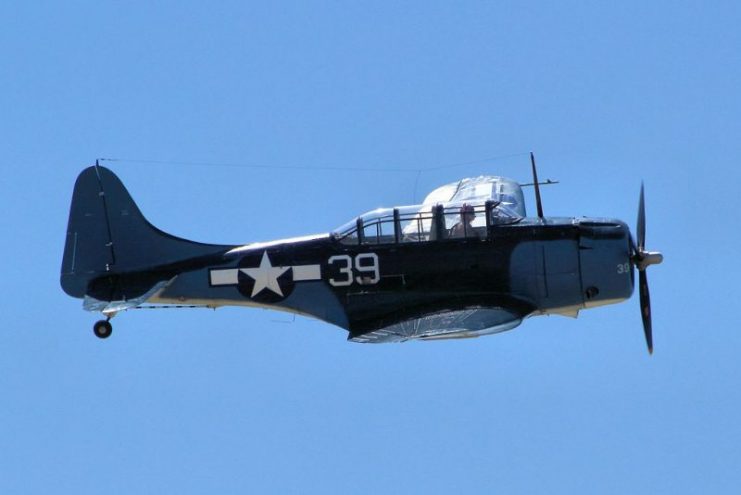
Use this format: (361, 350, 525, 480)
(422, 175, 526, 217)
(333, 176, 525, 245)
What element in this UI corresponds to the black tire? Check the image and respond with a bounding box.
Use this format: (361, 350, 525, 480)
(93, 320, 113, 339)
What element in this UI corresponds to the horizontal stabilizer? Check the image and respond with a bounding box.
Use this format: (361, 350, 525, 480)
(83, 280, 172, 314)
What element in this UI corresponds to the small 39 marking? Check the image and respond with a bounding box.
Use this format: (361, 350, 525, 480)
(328, 253, 380, 287)
(617, 262, 630, 274)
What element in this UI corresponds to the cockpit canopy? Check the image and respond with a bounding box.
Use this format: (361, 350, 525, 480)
(333, 176, 525, 245)
(422, 175, 526, 217)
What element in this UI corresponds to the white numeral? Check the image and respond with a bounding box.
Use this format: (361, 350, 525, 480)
(355, 253, 380, 285)
(328, 253, 380, 286)
(328, 255, 353, 286)
(617, 263, 630, 274)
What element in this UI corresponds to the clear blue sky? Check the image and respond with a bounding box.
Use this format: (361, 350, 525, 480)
(2, 2, 739, 493)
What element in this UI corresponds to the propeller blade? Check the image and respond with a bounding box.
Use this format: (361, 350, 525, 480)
(639, 269, 653, 354)
(637, 182, 646, 252)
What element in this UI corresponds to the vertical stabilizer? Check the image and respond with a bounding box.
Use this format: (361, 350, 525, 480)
(61, 165, 231, 298)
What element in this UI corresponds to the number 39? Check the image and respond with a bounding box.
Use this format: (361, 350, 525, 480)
(616, 263, 630, 274)
(328, 253, 380, 286)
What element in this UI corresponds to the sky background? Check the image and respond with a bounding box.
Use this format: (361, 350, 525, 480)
(1, 1, 740, 493)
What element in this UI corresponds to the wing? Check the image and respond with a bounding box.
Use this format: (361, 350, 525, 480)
(348, 307, 526, 343)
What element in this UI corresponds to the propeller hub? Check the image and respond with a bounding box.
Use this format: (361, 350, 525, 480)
(633, 250, 664, 271)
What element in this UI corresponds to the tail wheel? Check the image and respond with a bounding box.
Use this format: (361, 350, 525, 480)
(93, 320, 113, 339)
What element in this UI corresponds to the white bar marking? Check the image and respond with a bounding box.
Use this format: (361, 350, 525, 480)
(210, 269, 239, 285)
(292, 264, 321, 281)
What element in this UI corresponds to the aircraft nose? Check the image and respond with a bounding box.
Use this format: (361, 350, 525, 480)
(578, 219, 634, 308)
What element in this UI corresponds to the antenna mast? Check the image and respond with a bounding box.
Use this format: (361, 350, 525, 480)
(530, 152, 544, 219)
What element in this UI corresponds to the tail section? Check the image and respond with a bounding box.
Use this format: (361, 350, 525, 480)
(61, 164, 231, 300)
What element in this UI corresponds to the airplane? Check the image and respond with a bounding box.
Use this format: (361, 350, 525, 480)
(60, 155, 663, 352)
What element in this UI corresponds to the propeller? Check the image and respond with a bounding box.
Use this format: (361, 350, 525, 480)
(631, 183, 663, 354)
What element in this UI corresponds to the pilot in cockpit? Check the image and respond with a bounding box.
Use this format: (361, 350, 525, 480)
(449, 203, 481, 239)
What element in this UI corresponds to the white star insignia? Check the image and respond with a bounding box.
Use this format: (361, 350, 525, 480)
(240, 252, 290, 297)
